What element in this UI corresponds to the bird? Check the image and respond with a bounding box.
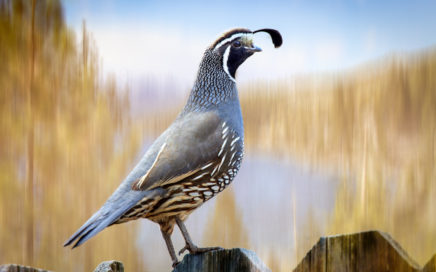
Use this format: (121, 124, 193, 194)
(64, 27, 282, 267)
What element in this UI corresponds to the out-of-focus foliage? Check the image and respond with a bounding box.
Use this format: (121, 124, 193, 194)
(240, 50, 436, 267)
(202, 188, 250, 249)
(0, 0, 145, 270)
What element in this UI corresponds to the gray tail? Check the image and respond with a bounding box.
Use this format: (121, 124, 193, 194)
(64, 188, 161, 248)
(63, 205, 132, 248)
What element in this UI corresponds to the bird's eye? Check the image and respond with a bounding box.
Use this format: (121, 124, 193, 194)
(232, 40, 241, 47)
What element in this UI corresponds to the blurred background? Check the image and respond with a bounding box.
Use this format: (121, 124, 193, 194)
(1, 0, 436, 271)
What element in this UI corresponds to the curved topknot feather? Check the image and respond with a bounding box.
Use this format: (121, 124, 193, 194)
(253, 28, 283, 48)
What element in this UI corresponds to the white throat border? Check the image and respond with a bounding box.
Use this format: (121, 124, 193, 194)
(222, 45, 236, 83)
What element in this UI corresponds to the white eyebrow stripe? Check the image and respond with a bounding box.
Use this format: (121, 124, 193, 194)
(222, 45, 236, 83)
(213, 33, 252, 51)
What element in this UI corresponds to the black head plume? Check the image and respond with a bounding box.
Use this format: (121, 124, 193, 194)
(253, 28, 283, 48)
(205, 27, 282, 82)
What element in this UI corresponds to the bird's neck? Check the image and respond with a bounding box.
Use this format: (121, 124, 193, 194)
(184, 50, 238, 112)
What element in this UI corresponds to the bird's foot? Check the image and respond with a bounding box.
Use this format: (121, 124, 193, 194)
(178, 244, 222, 255)
(172, 260, 180, 268)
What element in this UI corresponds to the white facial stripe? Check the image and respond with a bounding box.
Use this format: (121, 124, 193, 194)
(213, 33, 253, 51)
(222, 45, 236, 82)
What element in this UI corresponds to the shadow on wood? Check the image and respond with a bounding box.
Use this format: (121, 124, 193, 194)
(293, 230, 436, 272)
(173, 248, 270, 272)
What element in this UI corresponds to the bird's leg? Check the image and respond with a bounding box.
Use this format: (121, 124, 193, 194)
(176, 217, 222, 255)
(160, 229, 179, 267)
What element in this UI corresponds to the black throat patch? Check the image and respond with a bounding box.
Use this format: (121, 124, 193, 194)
(225, 46, 254, 79)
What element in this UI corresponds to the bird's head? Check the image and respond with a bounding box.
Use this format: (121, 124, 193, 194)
(208, 28, 282, 81)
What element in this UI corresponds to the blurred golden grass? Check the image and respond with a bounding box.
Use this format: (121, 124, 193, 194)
(239, 51, 436, 266)
(202, 188, 250, 249)
(0, 0, 145, 270)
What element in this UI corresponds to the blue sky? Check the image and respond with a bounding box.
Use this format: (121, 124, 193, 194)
(62, 0, 436, 85)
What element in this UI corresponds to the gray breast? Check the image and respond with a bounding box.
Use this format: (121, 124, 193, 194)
(180, 121, 244, 201)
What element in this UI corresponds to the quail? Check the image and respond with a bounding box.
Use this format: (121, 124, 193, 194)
(64, 27, 282, 266)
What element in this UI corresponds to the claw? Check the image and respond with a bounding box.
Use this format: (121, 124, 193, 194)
(180, 244, 222, 255)
(179, 244, 189, 256)
(172, 261, 180, 268)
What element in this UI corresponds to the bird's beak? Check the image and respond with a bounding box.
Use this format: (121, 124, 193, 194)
(246, 45, 262, 53)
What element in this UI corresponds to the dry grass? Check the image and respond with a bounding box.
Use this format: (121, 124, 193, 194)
(0, 1, 144, 270)
(240, 50, 436, 266)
